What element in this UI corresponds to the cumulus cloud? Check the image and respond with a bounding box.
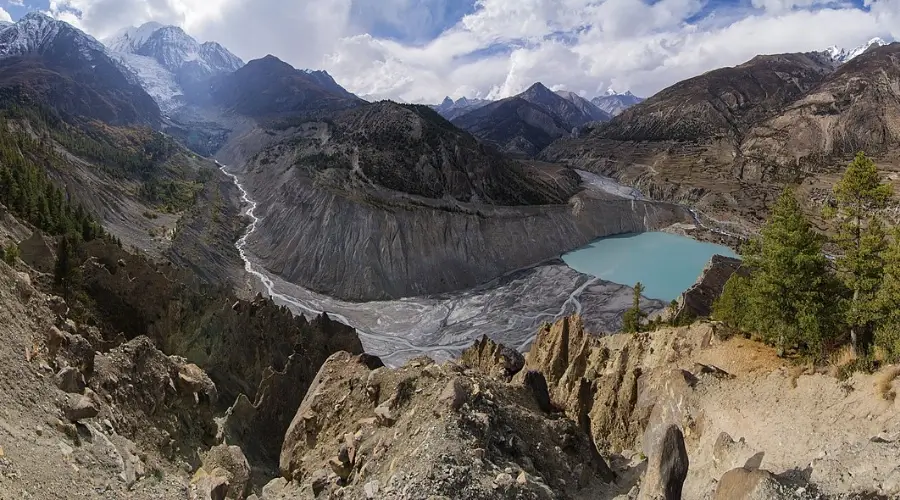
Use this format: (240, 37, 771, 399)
(0, 7, 10, 22)
(44, 0, 898, 103)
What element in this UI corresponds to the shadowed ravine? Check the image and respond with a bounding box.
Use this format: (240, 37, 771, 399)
(219, 162, 669, 366)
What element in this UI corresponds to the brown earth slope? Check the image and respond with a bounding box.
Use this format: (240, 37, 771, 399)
(540, 49, 900, 231)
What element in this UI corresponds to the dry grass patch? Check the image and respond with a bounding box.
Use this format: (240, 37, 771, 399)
(827, 345, 858, 379)
(875, 365, 900, 401)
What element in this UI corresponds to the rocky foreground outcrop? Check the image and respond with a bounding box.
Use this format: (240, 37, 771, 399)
(519, 316, 900, 499)
(267, 352, 618, 499)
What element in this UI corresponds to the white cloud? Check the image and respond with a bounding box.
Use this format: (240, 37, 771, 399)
(0, 7, 10, 23)
(44, 0, 899, 104)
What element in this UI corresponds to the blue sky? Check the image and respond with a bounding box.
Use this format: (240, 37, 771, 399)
(5, 0, 898, 103)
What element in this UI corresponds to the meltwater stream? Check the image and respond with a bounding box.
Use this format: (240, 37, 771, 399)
(218, 164, 665, 367)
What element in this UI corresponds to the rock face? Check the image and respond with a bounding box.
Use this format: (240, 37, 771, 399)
(274, 351, 616, 499)
(676, 255, 746, 321)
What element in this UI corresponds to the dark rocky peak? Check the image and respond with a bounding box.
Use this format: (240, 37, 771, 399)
(518, 81, 600, 128)
(520, 82, 557, 105)
(210, 55, 361, 117)
(285, 100, 580, 205)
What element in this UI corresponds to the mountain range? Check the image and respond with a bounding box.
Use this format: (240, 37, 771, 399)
(447, 82, 611, 156)
(0, 10, 895, 297)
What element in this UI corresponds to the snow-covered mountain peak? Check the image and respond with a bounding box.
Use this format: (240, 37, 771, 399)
(105, 22, 165, 53)
(105, 22, 244, 111)
(0, 11, 104, 59)
(105, 22, 242, 74)
(825, 37, 889, 64)
(604, 88, 636, 97)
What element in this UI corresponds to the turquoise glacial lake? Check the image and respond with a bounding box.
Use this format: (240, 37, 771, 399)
(561, 232, 739, 302)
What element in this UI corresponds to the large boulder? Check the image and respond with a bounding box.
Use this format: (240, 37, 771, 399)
(713, 467, 797, 500)
(638, 425, 689, 500)
(17, 230, 55, 273)
(459, 335, 525, 380)
(193, 445, 251, 500)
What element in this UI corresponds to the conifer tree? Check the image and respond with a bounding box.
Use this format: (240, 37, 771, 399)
(715, 188, 844, 357)
(623, 282, 646, 333)
(875, 228, 900, 361)
(829, 152, 893, 354)
(54, 235, 80, 302)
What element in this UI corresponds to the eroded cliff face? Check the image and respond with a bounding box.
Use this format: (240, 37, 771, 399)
(240, 165, 688, 301)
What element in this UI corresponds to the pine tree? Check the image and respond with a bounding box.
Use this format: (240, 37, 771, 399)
(716, 188, 844, 357)
(623, 282, 647, 333)
(830, 152, 893, 354)
(875, 228, 900, 362)
(54, 236, 80, 302)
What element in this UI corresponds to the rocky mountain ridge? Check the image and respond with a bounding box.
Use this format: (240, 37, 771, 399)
(591, 90, 644, 117)
(431, 95, 494, 120)
(0, 12, 161, 125)
(451, 82, 610, 156)
(540, 50, 853, 229)
(209, 54, 362, 118)
(823, 37, 889, 64)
